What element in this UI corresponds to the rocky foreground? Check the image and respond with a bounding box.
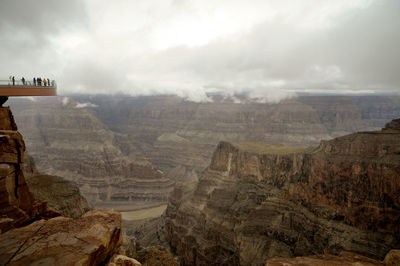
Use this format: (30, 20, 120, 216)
(164, 119, 400, 265)
(0, 210, 123, 265)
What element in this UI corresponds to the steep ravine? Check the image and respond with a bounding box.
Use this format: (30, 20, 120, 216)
(164, 119, 400, 265)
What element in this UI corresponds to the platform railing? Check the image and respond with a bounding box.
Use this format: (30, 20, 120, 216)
(0, 79, 57, 88)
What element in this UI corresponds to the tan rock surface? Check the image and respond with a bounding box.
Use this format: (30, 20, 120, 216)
(0, 210, 122, 266)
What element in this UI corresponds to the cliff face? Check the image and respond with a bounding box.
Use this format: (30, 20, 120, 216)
(164, 119, 400, 265)
(0, 107, 58, 233)
(26, 174, 93, 219)
(21, 152, 93, 219)
(10, 98, 174, 208)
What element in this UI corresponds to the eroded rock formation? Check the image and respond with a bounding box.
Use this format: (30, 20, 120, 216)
(0, 107, 59, 233)
(164, 119, 400, 265)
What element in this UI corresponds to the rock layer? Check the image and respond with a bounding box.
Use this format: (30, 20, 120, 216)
(0, 107, 58, 233)
(164, 119, 400, 265)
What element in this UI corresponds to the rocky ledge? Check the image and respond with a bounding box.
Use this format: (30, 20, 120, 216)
(164, 119, 400, 265)
(0, 210, 122, 265)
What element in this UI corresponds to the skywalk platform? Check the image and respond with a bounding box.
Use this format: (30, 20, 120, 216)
(0, 79, 57, 96)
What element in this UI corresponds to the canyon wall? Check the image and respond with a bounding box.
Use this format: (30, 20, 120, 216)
(87, 95, 400, 182)
(164, 119, 400, 265)
(10, 98, 174, 208)
(9, 96, 400, 206)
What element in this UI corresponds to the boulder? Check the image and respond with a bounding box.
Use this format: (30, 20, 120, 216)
(0, 210, 122, 266)
(107, 254, 142, 266)
(384, 249, 400, 265)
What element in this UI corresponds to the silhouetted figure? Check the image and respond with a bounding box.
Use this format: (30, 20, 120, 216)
(12, 76, 15, 86)
(37, 77, 42, 86)
(0, 96, 8, 106)
(43, 78, 47, 86)
(47, 78, 50, 86)
(21, 77, 25, 85)
(33, 78, 36, 86)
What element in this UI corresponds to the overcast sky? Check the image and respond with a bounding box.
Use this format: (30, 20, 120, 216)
(0, 0, 399, 101)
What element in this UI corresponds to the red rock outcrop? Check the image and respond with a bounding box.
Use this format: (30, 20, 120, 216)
(0, 107, 58, 233)
(0, 210, 122, 265)
(164, 119, 400, 265)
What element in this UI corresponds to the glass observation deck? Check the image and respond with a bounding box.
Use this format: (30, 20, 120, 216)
(0, 79, 57, 96)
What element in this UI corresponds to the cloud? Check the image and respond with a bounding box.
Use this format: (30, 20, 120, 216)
(0, 0, 87, 78)
(1, 0, 399, 102)
(75, 102, 98, 108)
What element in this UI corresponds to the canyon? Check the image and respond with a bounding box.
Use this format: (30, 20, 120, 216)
(9, 95, 400, 208)
(1, 97, 399, 265)
(164, 119, 400, 265)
